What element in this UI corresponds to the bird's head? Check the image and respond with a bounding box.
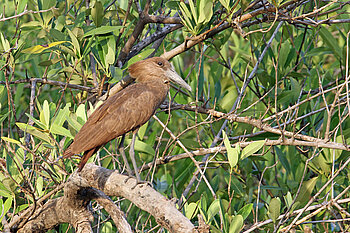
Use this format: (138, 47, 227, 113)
(128, 57, 192, 92)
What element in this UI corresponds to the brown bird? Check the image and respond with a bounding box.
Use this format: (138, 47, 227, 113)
(64, 57, 191, 182)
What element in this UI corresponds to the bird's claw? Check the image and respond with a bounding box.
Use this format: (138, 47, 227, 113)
(124, 176, 152, 189)
(131, 180, 152, 189)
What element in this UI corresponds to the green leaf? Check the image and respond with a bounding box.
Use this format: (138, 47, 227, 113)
(188, 0, 198, 24)
(0, 197, 13, 223)
(17, 0, 28, 13)
(16, 122, 51, 143)
(91, 1, 104, 27)
(25, 113, 47, 130)
(52, 104, 70, 127)
(229, 215, 243, 233)
(290, 77, 301, 102)
(0, 33, 10, 51)
(1, 137, 21, 144)
(295, 176, 318, 204)
(0, 112, 10, 124)
(185, 202, 198, 219)
(67, 28, 80, 57)
(197, 59, 204, 99)
(66, 116, 83, 132)
(39, 58, 62, 66)
(125, 139, 155, 155)
(179, 2, 195, 32)
(279, 41, 289, 68)
(20, 21, 42, 28)
(219, 0, 230, 11)
(106, 36, 116, 66)
(319, 26, 342, 58)
(166, 0, 180, 10)
(84, 26, 123, 37)
(36, 176, 44, 197)
(237, 203, 253, 220)
(207, 199, 220, 222)
(268, 197, 281, 223)
(40, 100, 50, 129)
(137, 121, 148, 140)
(76, 104, 87, 123)
(127, 49, 155, 67)
(50, 123, 74, 138)
(198, 0, 213, 24)
(283, 191, 293, 208)
(14, 84, 24, 108)
(0, 183, 12, 198)
(100, 221, 113, 233)
(241, 140, 265, 160)
(222, 130, 239, 169)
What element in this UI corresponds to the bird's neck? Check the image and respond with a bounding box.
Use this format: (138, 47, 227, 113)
(142, 79, 169, 101)
(142, 78, 169, 90)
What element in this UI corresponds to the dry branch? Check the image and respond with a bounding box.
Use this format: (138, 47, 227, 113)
(77, 164, 197, 233)
(0, 78, 93, 92)
(16, 182, 94, 233)
(12, 165, 197, 232)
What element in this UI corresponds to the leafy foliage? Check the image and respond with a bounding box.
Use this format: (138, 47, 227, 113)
(0, 0, 350, 232)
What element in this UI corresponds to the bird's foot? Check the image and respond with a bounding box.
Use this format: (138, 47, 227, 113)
(124, 174, 134, 184)
(131, 179, 152, 189)
(124, 175, 152, 189)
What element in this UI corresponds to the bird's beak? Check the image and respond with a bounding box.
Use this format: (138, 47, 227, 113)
(166, 67, 192, 92)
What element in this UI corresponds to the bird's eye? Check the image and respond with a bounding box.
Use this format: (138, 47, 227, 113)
(157, 61, 163, 66)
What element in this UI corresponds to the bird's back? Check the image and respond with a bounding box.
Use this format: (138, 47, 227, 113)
(65, 80, 168, 156)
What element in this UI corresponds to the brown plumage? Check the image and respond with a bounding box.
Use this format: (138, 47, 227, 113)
(63, 57, 191, 178)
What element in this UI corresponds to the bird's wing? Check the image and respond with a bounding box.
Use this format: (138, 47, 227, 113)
(69, 83, 164, 154)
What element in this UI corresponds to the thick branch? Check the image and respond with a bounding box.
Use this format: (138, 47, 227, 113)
(77, 164, 196, 233)
(17, 182, 94, 233)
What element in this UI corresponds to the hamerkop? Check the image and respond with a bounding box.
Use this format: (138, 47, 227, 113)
(64, 57, 191, 182)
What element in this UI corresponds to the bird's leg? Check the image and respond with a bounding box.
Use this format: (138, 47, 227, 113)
(118, 134, 133, 177)
(129, 131, 142, 183)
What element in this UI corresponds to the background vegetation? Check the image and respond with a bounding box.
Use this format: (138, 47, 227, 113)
(0, 0, 349, 232)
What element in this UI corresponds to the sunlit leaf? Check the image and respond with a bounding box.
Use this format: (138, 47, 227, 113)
(229, 215, 243, 233)
(222, 130, 239, 169)
(16, 122, 51, 143)
(1, 137, 20, 144)
(66, 116, 83, 132)
(198, 0, 213, 24)
(241, 140, 265, 160)
(22, 41, 67, 54)
(125, 139, 155, 155)
(100, 221, 113, 233)
(185, 202, 198, 219)
(76, 104, 87, 123)
(40, 100, 50, 129)
(0, 197, 13, 223)
(127, 49, 155, 67)
(50, 123, 74, 138)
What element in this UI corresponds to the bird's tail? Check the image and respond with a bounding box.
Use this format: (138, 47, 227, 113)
(78, 147, 99, 172)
